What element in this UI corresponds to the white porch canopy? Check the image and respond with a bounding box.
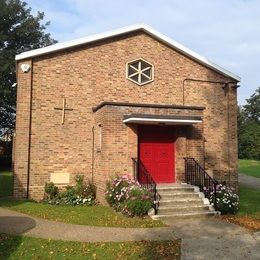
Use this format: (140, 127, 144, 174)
(123, 114, 202, 125)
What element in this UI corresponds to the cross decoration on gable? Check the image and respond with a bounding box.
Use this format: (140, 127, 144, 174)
(54, 97, 73, 124)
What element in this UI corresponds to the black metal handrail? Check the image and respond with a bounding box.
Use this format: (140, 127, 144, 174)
(132, 158, 158, 214)
(184, 157, 218, 208)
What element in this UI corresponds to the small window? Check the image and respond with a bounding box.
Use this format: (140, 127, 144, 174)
(97, 123, 102, 152)
(126, 59, 154, 85)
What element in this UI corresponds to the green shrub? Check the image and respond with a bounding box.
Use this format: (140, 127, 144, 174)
(84, 180, 96, 200)
(59, 185, 77, 204)
(75, 175, 85, 195)
(75, 175, 96, 199)
(122, 188, 153, 217)
(44, 182, 59, 199)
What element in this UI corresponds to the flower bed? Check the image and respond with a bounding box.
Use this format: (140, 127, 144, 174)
(106, 175, 153, 217)
(209, 184, 239, 214)
(44, 175, 96, 206)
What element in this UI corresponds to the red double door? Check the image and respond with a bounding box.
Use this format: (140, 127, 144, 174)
(139, 125, 175, 183)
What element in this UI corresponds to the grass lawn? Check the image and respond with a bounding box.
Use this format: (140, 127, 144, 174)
(238, 185, 260, 219)
(238, 159, 260, 178)
(0, 169, 12, 197)
(0, 170, 165, 228)
(221, 185, 260, 231)
(0, 234, 181, 260)
(0, 199, 165, 228)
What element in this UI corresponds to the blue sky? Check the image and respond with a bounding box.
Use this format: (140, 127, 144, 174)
(25, 0, 260, 105)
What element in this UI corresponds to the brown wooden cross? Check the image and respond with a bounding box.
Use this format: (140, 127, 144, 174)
(54, 97, 73, 124)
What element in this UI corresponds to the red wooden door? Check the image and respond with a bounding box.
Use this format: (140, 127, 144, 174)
(139, 126, 175, 183)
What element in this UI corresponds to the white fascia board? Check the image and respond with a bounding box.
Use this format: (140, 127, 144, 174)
(141, 25, 240, 82)
(15, 23, 240, 81)
(123, 117, 202, 125)
(15, 24, 145, 61)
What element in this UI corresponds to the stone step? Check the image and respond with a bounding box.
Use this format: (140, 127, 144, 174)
(159, 199, 204, 207)
(157, 187, 195, 193)
(156, 183, 191, 189)
(153, 183, 218, 221)
(151, 211, 219, 220)
(159, 192, 200, 200)
(158, 205, 210, 215)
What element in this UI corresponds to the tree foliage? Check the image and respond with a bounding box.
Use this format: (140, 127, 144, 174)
(0, 0, 57, 132)
(238, 87, 260, 160)
(243, 87, 260, 123)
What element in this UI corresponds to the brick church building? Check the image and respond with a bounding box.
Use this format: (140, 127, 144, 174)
(14, 24, 240, 203)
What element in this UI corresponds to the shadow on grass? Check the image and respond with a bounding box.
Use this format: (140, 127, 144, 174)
(0, 168, 13, 197)
(0, 233, 22, 259)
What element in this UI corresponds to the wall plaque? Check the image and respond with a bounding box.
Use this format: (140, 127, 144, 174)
(50, 172, 70, 184)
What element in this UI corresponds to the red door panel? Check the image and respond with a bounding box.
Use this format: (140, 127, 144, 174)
(139, 126, 175, 184)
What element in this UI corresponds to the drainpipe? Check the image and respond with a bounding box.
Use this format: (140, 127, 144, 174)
(91, 126, 95, 183)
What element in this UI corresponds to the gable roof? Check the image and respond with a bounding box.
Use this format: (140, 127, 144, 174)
(15, 24, 240, 81)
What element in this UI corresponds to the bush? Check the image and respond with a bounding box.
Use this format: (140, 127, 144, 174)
(105, 175, 139, 210)
(122, 188, 153, 217)
(59, 185, 77, 205)
(44, 182, 59, 199)
(44, 175, 96, 206)
(209, 184, 239, 214)
(106, 175, 153, 217)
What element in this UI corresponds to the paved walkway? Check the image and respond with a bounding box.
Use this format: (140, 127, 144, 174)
(0, 208, 175, 242)
(0, 207, 260, 259)
(239, 173, 260, 189)
(164, 218, 260, 260)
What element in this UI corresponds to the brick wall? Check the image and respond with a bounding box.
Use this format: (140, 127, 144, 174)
(13, 59, 32, 198)
(14, 31, 238, 201)
(93, 104, 204, 203)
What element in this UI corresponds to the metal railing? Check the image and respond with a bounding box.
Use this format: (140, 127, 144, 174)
(184, 157, 218, 208)
(132, 158, 159, 214)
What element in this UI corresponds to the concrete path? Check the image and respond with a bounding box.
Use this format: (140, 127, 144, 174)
(239, 173, 260, 189)
(0, 208, 176, 242)
(164, 218, 260, 260)
(1, 207, 260, 259)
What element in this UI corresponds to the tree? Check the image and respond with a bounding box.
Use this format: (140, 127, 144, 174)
(243, 87, 260, 123)
(238, 87, 260, 160)
(0, 0, 57, 133)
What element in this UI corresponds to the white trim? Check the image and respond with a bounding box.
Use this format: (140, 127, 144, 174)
(15, 23, 240, 81)
(123, 117, 202, 125)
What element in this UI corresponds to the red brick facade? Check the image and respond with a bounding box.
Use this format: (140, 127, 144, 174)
(14, 31, 238, 202)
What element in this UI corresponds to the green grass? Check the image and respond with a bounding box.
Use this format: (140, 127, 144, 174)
(0, 169, 12, 197)
(238, 159, 260, 178)
(0, 199, 165, 228)
(238, 185, 260, 219)
(0, 169, 164, 228)
(0, 234, 181, 260)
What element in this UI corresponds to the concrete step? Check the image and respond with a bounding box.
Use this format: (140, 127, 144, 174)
(157, 187, 195, 194)
(159, 192, 200, 200)
(159, 199, 204, 207)
(157, 183, 191, 188)
(152, 211, 219, 220)
(153, 183, 218, 220)
(158, 205, 210, 215)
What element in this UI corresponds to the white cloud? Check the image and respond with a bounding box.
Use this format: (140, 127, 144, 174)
(25, 0, 260, 104)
